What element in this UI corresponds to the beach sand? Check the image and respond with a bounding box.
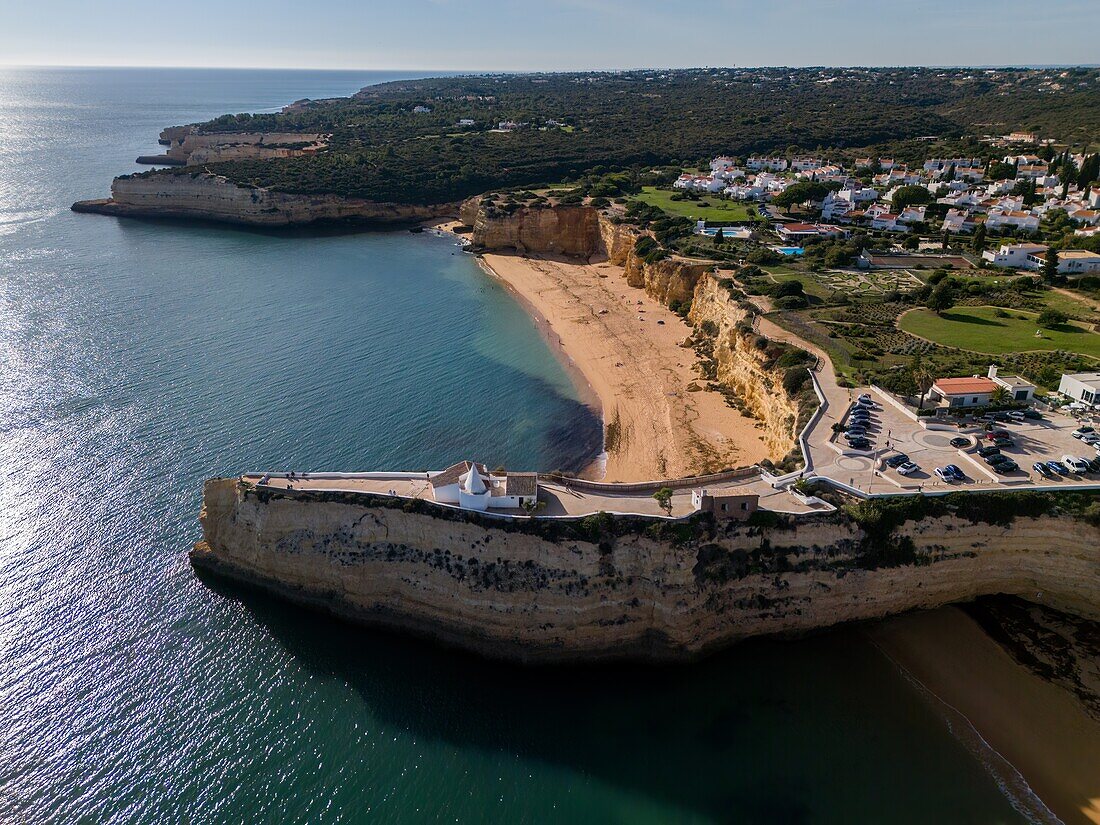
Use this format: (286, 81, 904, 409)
(478, 252, 771, 482)
(870, 607, 1100, 825)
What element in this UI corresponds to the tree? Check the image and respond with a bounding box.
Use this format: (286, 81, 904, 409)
(890, 184, 932, 211)
(971, 222, 987, 252)
(652, 487, 674, 516)
(1037, 308, 1067, 328)
(991, 386, 1009, 405)
(910, 354, 935, 409)
(941, 230, 950, 251)
(1078, 154, 1100, 189)
(772, 181, 829, 211)
(713, 227, 724, 246)
(1042, 247, 1059, 281)
(927, 281, 956, 315)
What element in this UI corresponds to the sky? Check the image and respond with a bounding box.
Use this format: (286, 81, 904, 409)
(1, 0, 1098, 71)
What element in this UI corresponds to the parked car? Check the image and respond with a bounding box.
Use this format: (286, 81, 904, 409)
(847, 437, 871, 450)
(1006, 410, 1026, 422)
(1022, 409, 1042, 420)
(984, 429, 1011, 440)
(935, 464, 965, 482)
(845, 427, 867, 438)
(884, 454, 910, 468)
(1033, 462, 1054, 478)
(1046, 460, 1069, 475)
(1062, 455, 1091, 473)
(1087, 457, 1100, 474)
(992, 459, 1019, 473)
(950, 436, 970, 449)
(976, 445, 1001, 458)
(992, 436, 1014, 449)
(1080, 433, 1100, 446)
(856, 394, 875, 407)
(1071, 426, 1096, 439)
(984, 453, 1008, 466)
(896, 462, 920, 476)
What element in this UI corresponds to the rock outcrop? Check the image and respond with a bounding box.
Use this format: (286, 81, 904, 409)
(192, 479, 1100, 663)
(73, 172, 457, 227)
(470, 203, 603, 257)
(140, 128, 327, 166)
(689, 277, 801, 459)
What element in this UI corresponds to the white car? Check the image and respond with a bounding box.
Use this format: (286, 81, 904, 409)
(897, 462, 920, 476)
(1080, 433, 1100, 445)
(1062, 455, 1091, 474)
(1007, 411, 1025, 421)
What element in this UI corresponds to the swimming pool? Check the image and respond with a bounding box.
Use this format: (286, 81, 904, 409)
(773, 246, 805, 256)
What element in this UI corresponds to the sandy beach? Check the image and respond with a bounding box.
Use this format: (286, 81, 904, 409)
(477, 251, 771, 482)
(870, 607, 1100, 825)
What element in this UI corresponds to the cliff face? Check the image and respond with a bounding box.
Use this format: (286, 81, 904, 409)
(73, 173, 456, 227)
(469, 202, 800, 460)
(689, 277, 800, 458)
(470, 204, 603, 257)
(154, 128, 326, 164)
(192, 479, 1100, 663)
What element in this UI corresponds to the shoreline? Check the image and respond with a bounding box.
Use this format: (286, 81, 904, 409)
(869, 607, 1100, 825)
(471, 248, 772, 482)
(472, 254, 608, 480)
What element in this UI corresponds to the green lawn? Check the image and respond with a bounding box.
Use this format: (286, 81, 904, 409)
(761, 266, 833, 302)
(633, 187, 757, 222)
(899, 306, 1100, 359)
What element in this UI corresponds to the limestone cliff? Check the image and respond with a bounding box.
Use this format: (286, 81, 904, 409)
(470, 203, 603, 257)
(143, 128, 326, 165)
(73, 172, 457, 227)
(469, 201, 801, 460)
(689, 277, 800, 459)
(192, 479, 1100, 663)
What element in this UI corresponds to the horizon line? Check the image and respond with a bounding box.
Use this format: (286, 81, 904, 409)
(3, 62, 1099, 73)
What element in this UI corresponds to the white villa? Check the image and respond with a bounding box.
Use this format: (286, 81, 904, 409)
(982, 243, 1049, 269)
(1059, 373, 1100, 407)
(429, 461, 539, 511)
(1024, 249, 1100, 275)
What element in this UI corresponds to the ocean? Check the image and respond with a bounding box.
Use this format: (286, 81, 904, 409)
(0, 67, 1026, 823)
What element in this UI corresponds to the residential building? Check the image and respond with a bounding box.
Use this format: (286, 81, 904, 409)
(982, 243, 1049, 269)
(985, 210, 1040, 233)
(1024, 249, 1100, 275)
(987, 366, 1035, 403)
(931, 377, 998, 408)
(747, 156, 788, 172)
(1059, 373, 1100, 407)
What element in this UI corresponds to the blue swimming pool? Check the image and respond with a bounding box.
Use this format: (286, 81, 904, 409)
(773, 246, 805, 256)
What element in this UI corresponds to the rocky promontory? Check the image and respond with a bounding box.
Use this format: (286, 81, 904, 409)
(192, 479, 1100, 663)
(73, 172, 457, 227)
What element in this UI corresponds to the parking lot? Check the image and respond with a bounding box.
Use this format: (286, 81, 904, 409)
(807, 386, 1100, 495)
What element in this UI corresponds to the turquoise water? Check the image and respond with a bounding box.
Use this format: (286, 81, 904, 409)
(773, 246, 806, 256)
(0, 68, 1027, 823)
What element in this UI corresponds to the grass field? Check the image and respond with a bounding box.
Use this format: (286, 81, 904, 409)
(899, 306, 1100, 359)
(634, 187, 758, 222)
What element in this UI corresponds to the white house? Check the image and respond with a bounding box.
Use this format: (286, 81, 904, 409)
(930, 376, 998, 408)
(987, 366, 1035, 403)
(747, 156, 788, 172)
(1058, 372, 1100, 407)
(429, 461, 539, 511)
(982, 243, 1049, 269)
(412, 105, 432, 114)
(1024, 249, 1100, 275)
(985, 210, 1040, 233)
(941, 209, 981, 234)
